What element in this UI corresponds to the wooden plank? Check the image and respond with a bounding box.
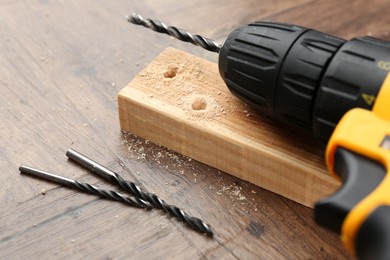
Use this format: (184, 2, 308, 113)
(118, 47, 339, 207)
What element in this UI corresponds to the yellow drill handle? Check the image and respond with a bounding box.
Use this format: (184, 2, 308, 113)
(319, 73, 390, 258)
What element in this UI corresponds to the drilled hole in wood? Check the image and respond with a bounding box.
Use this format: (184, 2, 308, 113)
(192, 98, 207, 110)
(163, 65, 178, 78)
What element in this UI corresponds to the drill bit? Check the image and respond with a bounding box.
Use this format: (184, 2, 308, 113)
(66, 149, 213, 236)
(19, 165, 152, 209)
(127, 13, 221, 53)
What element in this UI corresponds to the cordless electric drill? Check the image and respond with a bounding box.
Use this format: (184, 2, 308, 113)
(128, 14, 390, 259)
(218, 22, 390, 259)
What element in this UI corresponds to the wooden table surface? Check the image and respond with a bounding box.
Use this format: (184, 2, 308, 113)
(1, 1, 389, 259)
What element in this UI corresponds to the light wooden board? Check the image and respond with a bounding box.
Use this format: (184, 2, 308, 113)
(118, 47, 339, 207)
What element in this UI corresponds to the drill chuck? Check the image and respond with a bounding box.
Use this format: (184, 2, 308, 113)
(219, 22, 390, 142)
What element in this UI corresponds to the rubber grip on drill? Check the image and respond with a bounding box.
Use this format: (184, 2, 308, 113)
(314, 147, 385, 233)
(355, 205, 390, 260)
(218, 22, 308, 118)
(274, 30, 344, 129)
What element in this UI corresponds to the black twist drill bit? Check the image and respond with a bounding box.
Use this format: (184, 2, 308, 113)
(127, 13, 221, 53)
(19, 165, 151, 209)
(66, 149, 213, 236)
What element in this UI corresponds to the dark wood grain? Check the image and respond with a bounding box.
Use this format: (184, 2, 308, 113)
(2, 0, 388, 258)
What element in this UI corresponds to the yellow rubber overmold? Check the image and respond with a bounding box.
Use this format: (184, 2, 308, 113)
(373, 72, 390, 121)
(325, 72, 390, 254)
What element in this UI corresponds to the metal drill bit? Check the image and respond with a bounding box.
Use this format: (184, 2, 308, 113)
(19, 165, 151, 209)
(66, 149, 213, 236)
(127, 13, 221, 53)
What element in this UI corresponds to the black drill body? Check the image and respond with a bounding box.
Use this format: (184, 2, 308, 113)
(218, 22, 390, 142)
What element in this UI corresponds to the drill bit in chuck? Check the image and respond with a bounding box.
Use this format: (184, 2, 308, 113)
(127, 13, 221, 53)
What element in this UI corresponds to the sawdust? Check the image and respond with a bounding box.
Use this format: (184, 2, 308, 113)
(216, 184, 247, 202)
(121, 132, 196, 175)
(137, 50, 236, 121)
(120, 132, 261, 212)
